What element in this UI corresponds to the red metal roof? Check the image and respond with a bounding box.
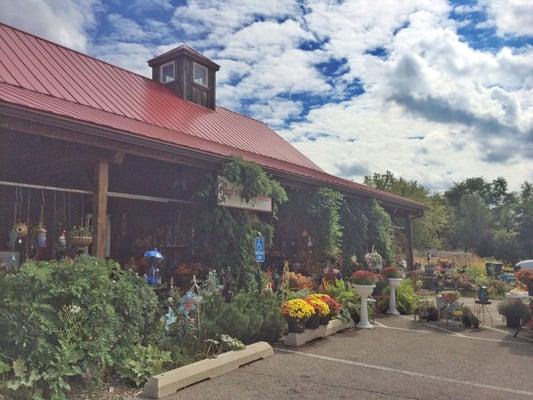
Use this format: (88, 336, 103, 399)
(0, 23, 424, 210)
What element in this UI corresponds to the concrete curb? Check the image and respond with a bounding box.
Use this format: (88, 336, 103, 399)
(142, 341, 274, 398)
(283, 318, 354, 347)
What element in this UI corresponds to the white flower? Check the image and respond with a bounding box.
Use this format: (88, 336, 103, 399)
(69, 304, 81, 314)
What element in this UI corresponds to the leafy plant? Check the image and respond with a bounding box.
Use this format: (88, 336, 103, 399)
(0, 257, 160, 399)
(115, 345, 172, 387)
(381, 279, 419, 314)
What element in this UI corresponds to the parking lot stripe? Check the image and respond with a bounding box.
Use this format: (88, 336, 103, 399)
(374, 321, 431, 334)
(276, 348, 533, 397)
(396, 316, 532, 345)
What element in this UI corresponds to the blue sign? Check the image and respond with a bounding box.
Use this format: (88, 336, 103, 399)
(255, 236, 265, 263)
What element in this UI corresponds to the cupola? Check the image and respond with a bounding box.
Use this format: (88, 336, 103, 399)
(148, 45, 220, 110)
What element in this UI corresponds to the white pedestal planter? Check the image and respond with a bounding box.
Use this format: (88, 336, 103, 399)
(283, 318, 355, 347)
(353, 284, 375, 329)
(387, 278, 402, 315)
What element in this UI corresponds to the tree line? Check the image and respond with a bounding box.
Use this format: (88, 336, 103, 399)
(364, 172, 533, 263)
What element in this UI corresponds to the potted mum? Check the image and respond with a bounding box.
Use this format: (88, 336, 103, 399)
(351, 270, 378, 329)
(383, 267, 402, 315)
(308, 294, 338, 325)
(516, 270, 533, 296)
(304, 296, 330, 328)
(281, 299, 315, 333)
(498, 299, 531, 328)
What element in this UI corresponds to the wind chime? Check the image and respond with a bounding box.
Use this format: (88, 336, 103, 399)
(35, 190, 47, 249)
(8, 188, 28, 265)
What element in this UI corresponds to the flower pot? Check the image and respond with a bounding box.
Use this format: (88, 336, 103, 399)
(319, 315, 331, 325)
(388, 278, 402, 289)
(353, 284, 375, 329)
(528, 284, 533, 297)
(70, 236, 93, 248)
(36, 227, 47, 248)
(505, 315, 522, 328)
(305, 313, 320, 329)
(387, 278, 403, 315)
(287, 317, 306, 333)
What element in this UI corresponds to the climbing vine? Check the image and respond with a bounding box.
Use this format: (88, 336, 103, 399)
(193, 156, 287, 289)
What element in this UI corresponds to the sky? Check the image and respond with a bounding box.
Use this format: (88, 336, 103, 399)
(0, 0, 532, 192)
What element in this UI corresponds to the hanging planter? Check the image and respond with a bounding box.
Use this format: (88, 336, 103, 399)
(69, 226, 93, 248)
(36, 226, 47, 248)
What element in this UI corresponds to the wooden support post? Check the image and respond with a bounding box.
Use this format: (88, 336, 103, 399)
(92, 160, 109, 259)
(406, 216, 414, 271)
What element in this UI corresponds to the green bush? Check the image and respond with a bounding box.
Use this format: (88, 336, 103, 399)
(115, 345, 172, 387)
(0, 257, 160, 399)
(201, 292, 285, 344)
(380, 279, 418, 315)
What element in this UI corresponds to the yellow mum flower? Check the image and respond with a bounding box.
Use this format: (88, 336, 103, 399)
(281, 299, 315, 319)
(305, 297, 330, 317)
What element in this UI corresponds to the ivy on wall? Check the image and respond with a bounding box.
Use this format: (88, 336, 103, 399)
(367, 200, 395, 264)
(275, 186, 343, 271)
(193, 156, 287, 289)
(340, 196, 371, 276)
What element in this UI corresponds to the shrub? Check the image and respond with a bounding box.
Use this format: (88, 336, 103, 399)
(201, 291, 285, 344)
(0, 257, 160, 399)
(498, 299, 531, 323)
(488, 280, 511, 299)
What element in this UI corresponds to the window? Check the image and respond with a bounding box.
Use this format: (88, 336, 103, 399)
(193, 63, 208, 87)
(160, 62, 175, 83)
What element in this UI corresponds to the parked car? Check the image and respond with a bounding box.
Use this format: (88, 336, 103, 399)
(514, 260, 533, 272)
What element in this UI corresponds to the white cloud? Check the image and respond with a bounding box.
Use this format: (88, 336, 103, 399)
(0, 0, 99, 52)
(1, 0, 532, 191)
(481, 0, 533, 37)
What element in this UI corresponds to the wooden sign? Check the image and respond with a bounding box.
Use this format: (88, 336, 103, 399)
(216, 177, 272, 213)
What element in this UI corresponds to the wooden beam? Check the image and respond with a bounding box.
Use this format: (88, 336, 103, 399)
(92, 160, 109, 259)
(406, 217, 414, 271)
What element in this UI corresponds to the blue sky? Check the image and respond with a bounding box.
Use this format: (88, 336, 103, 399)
(0, 0, 532, 191)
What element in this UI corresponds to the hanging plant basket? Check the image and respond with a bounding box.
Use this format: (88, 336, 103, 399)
(70, 236, 93, 248)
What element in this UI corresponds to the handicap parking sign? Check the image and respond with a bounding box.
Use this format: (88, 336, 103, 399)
(255, 236, 265, 263)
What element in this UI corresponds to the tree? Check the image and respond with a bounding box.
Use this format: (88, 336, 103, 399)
(454, 194, 493, 254)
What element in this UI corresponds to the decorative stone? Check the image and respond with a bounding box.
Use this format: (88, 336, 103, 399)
(142, 342, 273, 399)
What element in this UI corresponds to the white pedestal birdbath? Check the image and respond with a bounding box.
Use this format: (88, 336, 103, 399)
(387, 278, 403, 315)
(354, 284, 375, 329)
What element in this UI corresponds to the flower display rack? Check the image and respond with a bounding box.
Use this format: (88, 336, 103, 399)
(283, 318, 355, 347)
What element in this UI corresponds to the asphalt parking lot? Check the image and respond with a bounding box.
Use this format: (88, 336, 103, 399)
(166, 315, 533, 400)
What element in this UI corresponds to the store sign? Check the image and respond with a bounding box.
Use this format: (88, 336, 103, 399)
(216, 177, 272, 213)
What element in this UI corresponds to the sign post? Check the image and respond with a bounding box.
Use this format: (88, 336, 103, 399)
(255, 235, 265, 293)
